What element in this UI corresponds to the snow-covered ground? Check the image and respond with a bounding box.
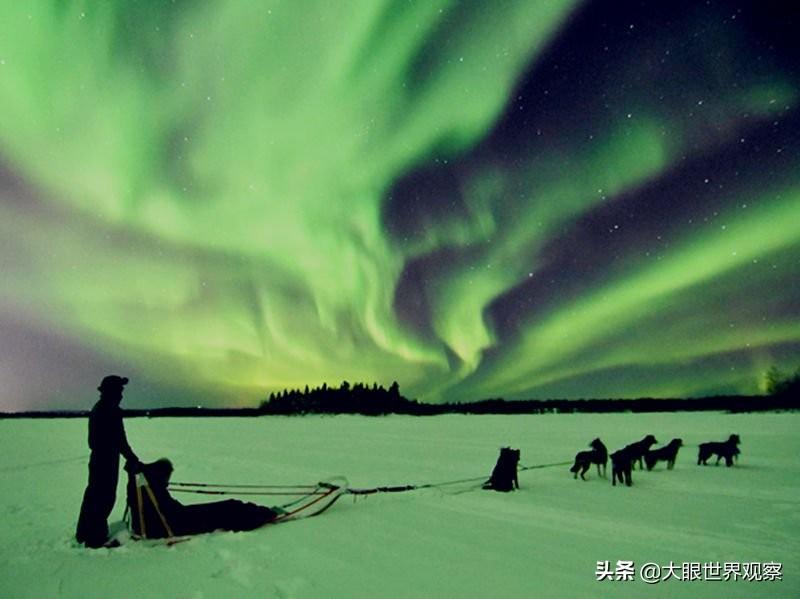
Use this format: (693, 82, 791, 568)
(1, 412, 798, 598)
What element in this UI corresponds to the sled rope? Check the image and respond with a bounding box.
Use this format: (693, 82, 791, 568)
(170, 488, 332, 497)
(348, 459, 575, 496)
(169, 481, 327, 497)
(518, 460, 573, 471)
(168, 459, 576, 499)
(170, 482, 317, 490)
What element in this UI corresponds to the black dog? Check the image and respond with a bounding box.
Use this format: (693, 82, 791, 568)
(570, 438, 608, 480)
(644, 438, 683, 470)
(483, 447, 520, 492)
(698, 434, 741, 467)
(620, 434, 658, 470)
(610, 448, 634, 487)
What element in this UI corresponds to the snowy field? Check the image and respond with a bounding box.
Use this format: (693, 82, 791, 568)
(1, 412, 798, 598)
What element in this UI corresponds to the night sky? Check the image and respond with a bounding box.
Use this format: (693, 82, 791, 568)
(1, 1, 798, 410)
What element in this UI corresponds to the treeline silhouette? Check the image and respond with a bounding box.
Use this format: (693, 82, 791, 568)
(259, 381, 414, 415)
(255, 379, 797, 416)
(1, 393, 795, 419)
(2, 367, 798, 418)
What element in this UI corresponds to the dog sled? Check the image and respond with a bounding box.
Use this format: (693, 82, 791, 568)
(122, 460, 347, 546)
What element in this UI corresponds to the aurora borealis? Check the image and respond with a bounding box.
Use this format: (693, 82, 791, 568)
(1, 1, 798, 410)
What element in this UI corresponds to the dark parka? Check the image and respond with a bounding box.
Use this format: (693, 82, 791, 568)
(75, 394, 138, 547)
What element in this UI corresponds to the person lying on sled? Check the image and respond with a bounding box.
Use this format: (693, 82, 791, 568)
(127, 458, 282, 538)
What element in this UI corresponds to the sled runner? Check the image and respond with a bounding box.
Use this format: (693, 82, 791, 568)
(270, 477, 348, 523)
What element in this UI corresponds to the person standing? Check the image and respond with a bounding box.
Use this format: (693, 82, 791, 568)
(75, 375, 140, 548)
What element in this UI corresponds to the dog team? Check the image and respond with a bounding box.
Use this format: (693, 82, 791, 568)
(569, 434, 741, 486)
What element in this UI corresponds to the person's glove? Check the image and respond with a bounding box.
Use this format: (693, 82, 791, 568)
(124, 459, 142, 474)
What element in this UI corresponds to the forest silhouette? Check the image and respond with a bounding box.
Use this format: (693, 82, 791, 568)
(2, 367, 798, 418)
(255, 376, 798, 416)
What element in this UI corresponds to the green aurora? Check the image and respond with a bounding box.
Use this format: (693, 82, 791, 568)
(0, 1, 798, 409)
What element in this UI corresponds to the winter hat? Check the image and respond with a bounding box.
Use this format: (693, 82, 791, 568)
(98, 375, 129, 392)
